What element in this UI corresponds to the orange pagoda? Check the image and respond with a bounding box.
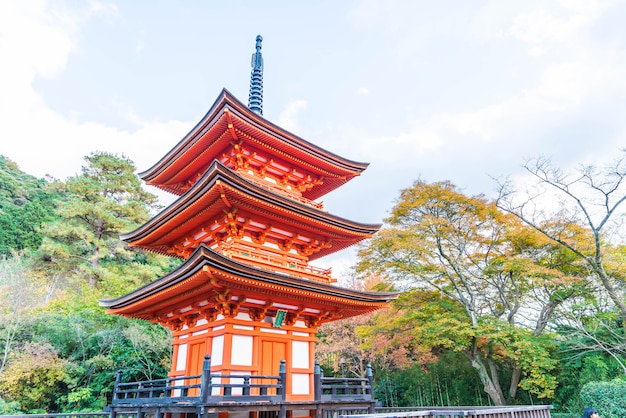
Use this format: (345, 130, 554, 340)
(101, 36, 397, 418)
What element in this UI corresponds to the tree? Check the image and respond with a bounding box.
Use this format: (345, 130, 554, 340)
(39, 152, 159, 287)
(0, 156, 58, 255)
(0, 253, 48, 375)
(497, 154, 626, 330)
(29, 295, 172, 412)
(0, 342, 71, 413)
(497, 154, 626, 368)
(357, 180, 575, 405)
(316, 273, 405, 379)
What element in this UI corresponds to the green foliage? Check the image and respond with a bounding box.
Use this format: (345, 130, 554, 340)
(25, 293, 171, 412)
(357, 180, 567, 405)
(580, 380, 626, 418)
(0, 253, 47, 376)
(358, 289, 557, 402)
(0, 152, 175, 412)
(0, 156, 58, 255)
(39, 151, 160, 287)
(0, 397, 21, 414)
(553, 350, 626, 414)
(374, 352, 491, 407)
(0, 342, 71, 413)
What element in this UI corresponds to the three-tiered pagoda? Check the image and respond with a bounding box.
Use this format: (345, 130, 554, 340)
(100, 36, 396, 415)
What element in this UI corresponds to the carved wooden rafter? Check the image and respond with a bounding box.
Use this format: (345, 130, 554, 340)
(159, 315, 184, 331)
(251, 224, 270, 245)
(296, 240, 332, 257)
(248, 300, 273, 321)
(213, 290, 247, 318)
(304, 310, 342, 328)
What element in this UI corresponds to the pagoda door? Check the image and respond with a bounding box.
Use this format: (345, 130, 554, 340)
(260, 340, 286, 395)
(186, 341, 206, 396)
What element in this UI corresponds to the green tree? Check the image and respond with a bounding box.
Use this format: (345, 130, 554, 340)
(0, 342, 71, 413)
(0, 156, 57, 255)
(30, 295, 171, 412)
(357, 180, 575, 405)
(39, 152, 159, 287)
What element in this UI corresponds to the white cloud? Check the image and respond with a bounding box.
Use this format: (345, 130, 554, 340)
(0, 2, 75, 82)
(276, 99, 307, 133)
(356, 87, 369, 96)
(0, 1, 194, 181)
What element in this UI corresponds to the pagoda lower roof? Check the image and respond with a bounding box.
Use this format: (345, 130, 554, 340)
(122, 160, 381, 261)
(139, 89, 368, 200)
(99, 244, 398, 325)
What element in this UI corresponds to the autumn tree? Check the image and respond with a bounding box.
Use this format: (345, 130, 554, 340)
(0, 342, 70, 413)
(39, 152, 159, 288)
(357, 180, 578, 405)
(316, 274, 401, 378)
(0, 253, 49, 375)
(497, 154, 626, 360)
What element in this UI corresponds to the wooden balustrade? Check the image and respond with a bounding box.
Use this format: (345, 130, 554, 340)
(338, 406, 553, 418)
(112, 356, 286, 407)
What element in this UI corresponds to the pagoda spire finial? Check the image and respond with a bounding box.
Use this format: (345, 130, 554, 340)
(248, 35, 264, 116)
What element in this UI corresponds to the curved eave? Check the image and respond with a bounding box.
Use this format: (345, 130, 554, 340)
(99, 244, 398, 317)
(123, 161, 380, 260)
(139, 89, 368, 199)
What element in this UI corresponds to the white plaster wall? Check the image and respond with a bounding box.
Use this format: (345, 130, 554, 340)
(291, 373, 310, 395)
(211, 335, 224, 366)
(176, 343, 188, 371)
(229, 371, 248, 395)
(292, 341, 309, 369)
(211, 376, 221, 395)
(231, 335, 253, 366)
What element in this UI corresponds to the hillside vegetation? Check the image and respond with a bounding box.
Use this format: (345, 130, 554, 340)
(0, 152, 625, 416)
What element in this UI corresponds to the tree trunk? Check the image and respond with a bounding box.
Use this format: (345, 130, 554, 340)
(509, 367, 522, 399)
(88, 218, 105, 287)
(466, 351, 507, 406)
(597, 269, 626, 334)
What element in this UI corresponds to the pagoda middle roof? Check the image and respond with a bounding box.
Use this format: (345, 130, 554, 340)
(99, 244, 398, 322)
(122, 160, 381, 261)
(139, 89, 369, 200)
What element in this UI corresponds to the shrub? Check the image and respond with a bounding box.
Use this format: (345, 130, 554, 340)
(580, 380, 626, 418)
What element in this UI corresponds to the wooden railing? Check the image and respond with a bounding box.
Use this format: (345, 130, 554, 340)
(229, 247, 333, 283)
(112, 356, 286, 407)
(336, 406, 552, 418)
(237, 171, 324, 210)
(111, 357, 373, 408)
(316, 363, 374, 405)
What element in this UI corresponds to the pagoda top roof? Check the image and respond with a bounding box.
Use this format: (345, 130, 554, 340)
(99, 244, 398, 323)
(123, 160, 381, 261)
(140, 89, 369, 200)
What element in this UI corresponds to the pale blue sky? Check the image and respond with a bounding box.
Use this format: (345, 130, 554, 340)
(1, 1, 625, 274)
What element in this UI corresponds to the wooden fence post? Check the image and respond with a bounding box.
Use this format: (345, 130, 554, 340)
(279, 359, 287, 418)
(366, 363, 375, 413)
(113, 369, 123, 401)
(314, 362, 322, 401)
(110, 370, 123, 418)
(200, 355, 212, 403)
(314, 362, 323, 418)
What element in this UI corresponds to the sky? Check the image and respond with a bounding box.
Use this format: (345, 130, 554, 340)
(1, 0, 626, 276)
